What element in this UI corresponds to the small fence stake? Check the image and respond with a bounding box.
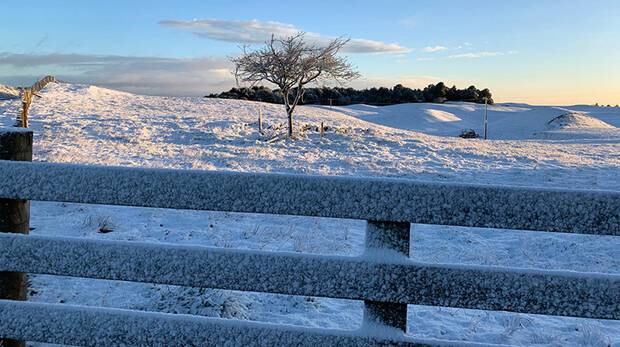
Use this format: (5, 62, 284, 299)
(258, 108, 263, 135)
(362, 221, 410, 333)
(483, 98, 488, 140)
(0, 129, 33, 347)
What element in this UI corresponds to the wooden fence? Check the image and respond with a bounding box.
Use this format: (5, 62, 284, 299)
(0, 129, 618, 346)
(16, 75, 57, 128)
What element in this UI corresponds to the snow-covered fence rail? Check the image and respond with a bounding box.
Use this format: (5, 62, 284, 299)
(0, 136, 619, 345)
(1, 233, 618, 320)
(0, 161, 618, 235)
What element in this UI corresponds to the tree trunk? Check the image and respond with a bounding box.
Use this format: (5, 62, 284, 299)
(287, 110, 293, 138)
(283, 88, 293, 138)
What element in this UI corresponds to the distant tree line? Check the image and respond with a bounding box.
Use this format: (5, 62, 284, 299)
(206, 82, 494, 106)
(595, 103, 620, 108)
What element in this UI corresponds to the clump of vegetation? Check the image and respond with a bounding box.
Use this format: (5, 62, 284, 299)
(82, 215, 116, 233)
(459, 128, 479, 139)
(207, 82, 493, 106)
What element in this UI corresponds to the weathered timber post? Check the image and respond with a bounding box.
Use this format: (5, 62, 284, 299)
(362, 220, 411, 333)
(0, 129, 33, 347)
(19, 89, 33, 128)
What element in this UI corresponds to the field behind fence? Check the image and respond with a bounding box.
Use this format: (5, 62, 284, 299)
(0, 129, 618, 346)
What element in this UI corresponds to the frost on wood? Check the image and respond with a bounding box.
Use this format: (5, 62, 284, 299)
(363, 221, 410, 332)
(0, 300, 501, 347)
(0, 161, 618, 235)
(0, 127, 32, 135)
(0, 300, 457, 347)
(364, 221, 410, 256)
(0, 129, 32, 162)
(0, 234, 618, 320)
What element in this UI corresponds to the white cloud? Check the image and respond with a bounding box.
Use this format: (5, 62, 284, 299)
(160, 19, 410, 54)
(0, 53, 234, 96)
(422, 46, 448, 53)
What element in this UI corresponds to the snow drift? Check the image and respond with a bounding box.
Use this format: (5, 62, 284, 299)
(547, 112, 616, 130)
(0, 84, 19, 100)
(341, 103, 620, 140)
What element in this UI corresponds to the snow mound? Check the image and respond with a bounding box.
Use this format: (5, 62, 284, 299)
(0, 84, 19, 100)
(44, 83, 134, 99)
(547, 113, 616, 130)
(424, 109, 461, 122)
(81, 85, 133, 98)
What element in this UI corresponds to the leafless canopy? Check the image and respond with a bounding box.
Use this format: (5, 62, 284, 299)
(232, 32, 360, 137)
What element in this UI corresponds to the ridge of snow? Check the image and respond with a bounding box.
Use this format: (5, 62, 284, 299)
(0, 84, 20, 100)
(546, 112, 616, 130)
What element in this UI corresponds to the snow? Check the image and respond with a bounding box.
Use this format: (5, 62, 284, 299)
(0, 127, 31, 135)
(0, 84, 19, 100)
(0, 82, 619, 346)
(546, 113, 615, 130)
(1, 82, 619, 190)
(335, 102, 620, 141)
(531, 113, 619, 141)
(1, 160, 618, 235)
(1, 300, 442, 347)
(1, 232, 618, 322)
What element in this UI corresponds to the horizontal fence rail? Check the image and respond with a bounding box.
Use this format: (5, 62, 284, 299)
(0, 151, 619, 346)
(1, 234, 618, 320)
(1, 300, 485, 347)
(0, 160, 619, 235)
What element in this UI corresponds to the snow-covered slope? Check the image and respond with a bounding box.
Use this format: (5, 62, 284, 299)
(0, 84, 19, 100)
(1, 83, 619, 346)
(1, 82, 618, 189)
(546, 113, 615, 130)
(530, 112, 619, 140)
(332, 102, 620, 140)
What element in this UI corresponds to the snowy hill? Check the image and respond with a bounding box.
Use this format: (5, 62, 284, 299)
(333, 102, 620, 140)
(0, 84, 19, 100)
(1, 82, 618, 189)
(546, 112, 615, 130)
(531, 112, 619, 140)
(1, 82, 619, 346)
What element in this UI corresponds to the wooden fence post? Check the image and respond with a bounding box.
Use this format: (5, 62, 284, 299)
(362, 220, 411, 333)
(0, 129, 33, 347)
(19, 89, 33, 128)
(15, 75, 57, 128)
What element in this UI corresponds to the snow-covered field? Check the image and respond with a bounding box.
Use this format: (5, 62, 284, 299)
(1, 82, 619, 346)
(334, 102, 620, 141)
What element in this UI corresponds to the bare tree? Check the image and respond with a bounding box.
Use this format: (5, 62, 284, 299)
(232, 33, 359, 138)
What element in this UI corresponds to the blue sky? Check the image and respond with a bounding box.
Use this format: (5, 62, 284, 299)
(1, 0, 619, 104)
